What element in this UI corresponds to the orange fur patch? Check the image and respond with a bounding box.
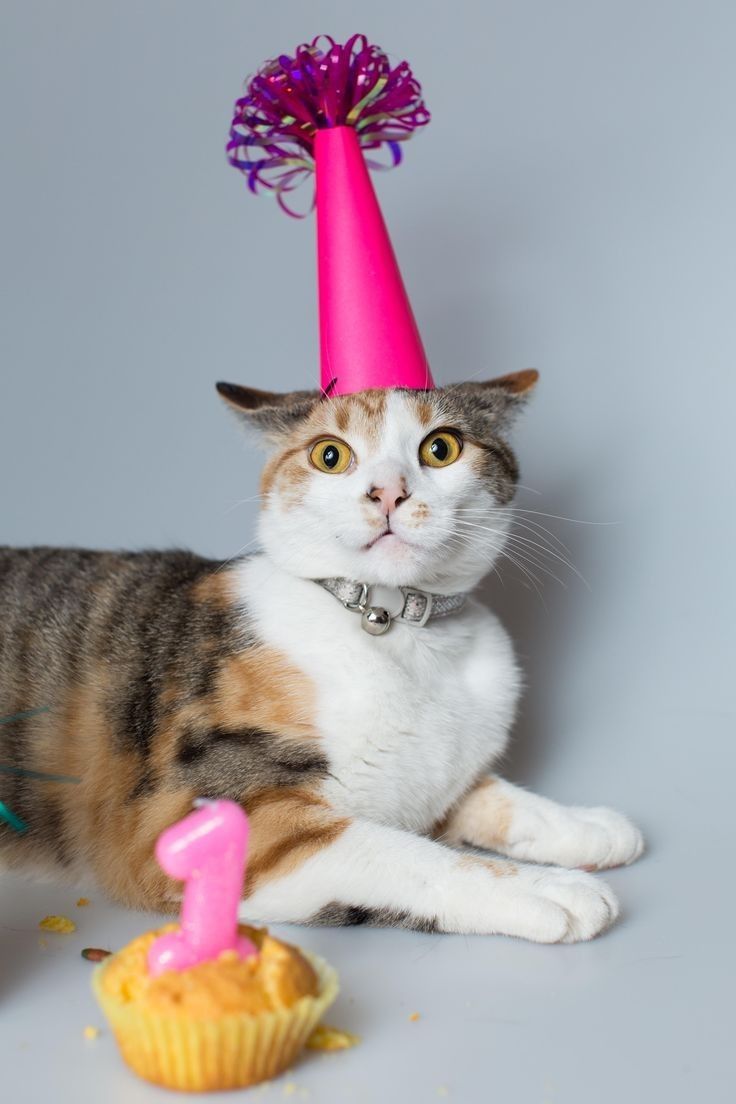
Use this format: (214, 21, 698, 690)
(214, 647, 318, 739)
(459, 853, 518, 878)
(191, 571, 235, 609)
(407, 501, 431, 527)
(42, 670, 193, 909)
(260, 445, 307, 502)
(244, 787, 349, 892)
(441, 776, 515, 851)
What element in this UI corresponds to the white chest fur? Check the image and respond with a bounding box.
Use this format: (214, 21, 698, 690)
(238, 557, 521, 831)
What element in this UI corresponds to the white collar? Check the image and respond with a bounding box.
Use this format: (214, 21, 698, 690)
(316, 577, 468, 635)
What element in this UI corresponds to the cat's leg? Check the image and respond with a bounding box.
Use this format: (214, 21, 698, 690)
(241, 814, 619, 943)
(439, 776, 644, 871)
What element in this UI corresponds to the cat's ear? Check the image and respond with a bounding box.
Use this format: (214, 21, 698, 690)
(445, 370, 539, 432)
(216, 383, 320, 444)
(482, 369, 539, 396)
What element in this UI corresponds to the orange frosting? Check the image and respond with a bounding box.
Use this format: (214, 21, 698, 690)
(102, 924, 318, 1019)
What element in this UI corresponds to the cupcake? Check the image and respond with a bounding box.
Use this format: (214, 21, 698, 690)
(93, 921, 338, 1091)
(92, 799, 338, 1091)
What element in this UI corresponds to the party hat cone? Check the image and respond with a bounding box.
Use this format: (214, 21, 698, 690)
(227, 34, 434, 396)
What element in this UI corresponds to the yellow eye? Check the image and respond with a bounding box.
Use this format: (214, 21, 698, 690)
(419, 430, 463, 468)
(309, 438, 353, 474)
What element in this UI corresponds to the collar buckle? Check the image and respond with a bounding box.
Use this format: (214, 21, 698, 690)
(342, 582, 370, 613)
(396, 586, 434, 627)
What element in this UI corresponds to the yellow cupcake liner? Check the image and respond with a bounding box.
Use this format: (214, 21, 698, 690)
(92, 951, 339, 1092)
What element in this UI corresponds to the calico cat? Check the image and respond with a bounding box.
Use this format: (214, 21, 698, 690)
(0, 372, 643, 941)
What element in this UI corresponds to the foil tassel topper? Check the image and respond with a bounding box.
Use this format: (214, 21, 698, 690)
(227, 33, 430, 216)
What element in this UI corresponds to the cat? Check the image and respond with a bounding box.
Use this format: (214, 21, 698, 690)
(0, 371, 643, 941)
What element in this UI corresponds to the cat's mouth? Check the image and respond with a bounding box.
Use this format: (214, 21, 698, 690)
(365, 527, 393, 550)
(364, 525, 416, 552)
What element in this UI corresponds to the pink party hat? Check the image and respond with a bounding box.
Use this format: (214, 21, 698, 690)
(227, 34, 434, 396)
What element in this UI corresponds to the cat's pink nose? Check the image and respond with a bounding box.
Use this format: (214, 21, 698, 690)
(367, 481, 411, 515)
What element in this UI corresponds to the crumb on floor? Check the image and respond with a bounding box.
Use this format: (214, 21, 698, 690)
(76, 897, 90, 907)
(306, 1024, 361, 1052)
(408, 1011, 421, 1022)
(39, 915, 76, 934)
(81, 947, 112, 962)
(83, 1026, 100, 1040)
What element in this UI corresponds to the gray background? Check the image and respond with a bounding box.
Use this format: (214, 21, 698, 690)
(1, 1, 734, 1101)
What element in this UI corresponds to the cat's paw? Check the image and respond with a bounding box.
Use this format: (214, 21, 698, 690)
(503, 802, 644, 871)
(511, 866, 620, 943)
(569, 806, 645, 871)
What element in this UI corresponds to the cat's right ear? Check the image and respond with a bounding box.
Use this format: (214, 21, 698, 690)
(216, 383, 320, 444)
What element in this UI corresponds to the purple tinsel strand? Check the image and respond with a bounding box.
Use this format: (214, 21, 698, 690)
(226, 33, 430, 215)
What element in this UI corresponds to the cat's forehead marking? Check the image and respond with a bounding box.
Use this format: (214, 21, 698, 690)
(413, 397, 436, 427)
(307, 389, 439, 451)
(307, 390, 389, 447)
(333, 400, 351, 435)
(346, 391, 389, 444)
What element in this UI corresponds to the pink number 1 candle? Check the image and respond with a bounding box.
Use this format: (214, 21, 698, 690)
(148, 799, 257, 977)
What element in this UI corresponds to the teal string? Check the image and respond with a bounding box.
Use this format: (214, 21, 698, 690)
(0, 800, 28, 833)
(0, 706, 51, 726)
(0, 706, 78, 833)
(0, 764, 81, 783)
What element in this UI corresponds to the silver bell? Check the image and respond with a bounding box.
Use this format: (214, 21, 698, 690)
(361, 606, 392, 635)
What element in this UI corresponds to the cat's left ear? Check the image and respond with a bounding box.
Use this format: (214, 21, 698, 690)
(216, 382, 321, 444)
(445, 369, 539, 431)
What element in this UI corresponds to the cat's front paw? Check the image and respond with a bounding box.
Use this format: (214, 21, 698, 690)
(504, 803, 644, 871)
(514, 866, 620, 943)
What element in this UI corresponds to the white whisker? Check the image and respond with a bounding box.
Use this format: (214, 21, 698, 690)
(222, 492, 265, 516)
(455, 518, 589, 590)
(214, 534, 262, 573)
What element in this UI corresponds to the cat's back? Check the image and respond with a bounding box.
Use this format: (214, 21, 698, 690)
(0, 545, 226, 674)
(0, 545, 236, 756)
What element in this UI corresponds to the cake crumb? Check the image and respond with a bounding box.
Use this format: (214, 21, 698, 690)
(408, 1011, 421, 1022)
(83, 1026, 100, 1040)
(38, 938, 47, 949)
(282, 1083, 298, 1097)
(306, 1024, 361, 1052)
(39, 915, 76, 934)
(76, 897, 91, 907)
